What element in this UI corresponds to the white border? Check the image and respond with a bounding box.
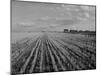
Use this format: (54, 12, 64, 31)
(0, 0, 100, 75)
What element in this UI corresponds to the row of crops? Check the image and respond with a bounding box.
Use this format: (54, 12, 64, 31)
(11, 32, 96, 75)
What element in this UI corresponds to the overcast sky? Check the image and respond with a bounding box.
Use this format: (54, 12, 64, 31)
(12, 1, 96, 32)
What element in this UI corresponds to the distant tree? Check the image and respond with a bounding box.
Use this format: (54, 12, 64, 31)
(69, 30, 78, 33)
(64, 29, 68, 33)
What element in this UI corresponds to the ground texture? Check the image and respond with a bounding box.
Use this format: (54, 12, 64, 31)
(11, 32, 96, 75)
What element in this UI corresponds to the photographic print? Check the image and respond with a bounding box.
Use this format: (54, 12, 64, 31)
(11, 0, 96, 75)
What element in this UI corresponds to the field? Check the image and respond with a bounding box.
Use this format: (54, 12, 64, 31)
(11, 32, 96, 75)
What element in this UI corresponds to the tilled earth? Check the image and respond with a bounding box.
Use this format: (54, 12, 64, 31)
(11, 32, 96, 75)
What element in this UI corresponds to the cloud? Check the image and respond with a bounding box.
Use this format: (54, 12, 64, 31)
(80, 6, 90, 11)
(12, 1, 96, 31)
(36, 17, 79, 26)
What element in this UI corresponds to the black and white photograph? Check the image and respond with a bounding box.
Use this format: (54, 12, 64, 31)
(11, 0, 96, 75)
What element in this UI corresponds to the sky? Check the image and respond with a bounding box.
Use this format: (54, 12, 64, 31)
(12, 1, 96, 32)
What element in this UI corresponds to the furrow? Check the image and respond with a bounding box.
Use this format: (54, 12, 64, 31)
(53, 38, 94, 69)
(29, 39, 41, 73)
(50, 38, 80, 69)
(58, 38, 96, 62)
(39, 40, 44, 72)
(61, 37, 96, 54)
(19, 38, 40, 73)
(46, 40, 58, 72)
(47, 39, 66, 71)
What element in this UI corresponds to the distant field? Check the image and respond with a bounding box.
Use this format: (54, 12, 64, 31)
(11, 32, 42, 43)
(11, 32, 96, 75)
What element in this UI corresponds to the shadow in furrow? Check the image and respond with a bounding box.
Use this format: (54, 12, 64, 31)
(19, 38, 41, 74)
(54, 38, 96, 69)
(46, 40, 58, 72)
(11, 38, 40, 75)
(48, 38, 77, 70)
(47, 39, 66, 71)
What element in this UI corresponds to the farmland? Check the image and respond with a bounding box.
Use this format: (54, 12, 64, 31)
(11, 32, 96, 75)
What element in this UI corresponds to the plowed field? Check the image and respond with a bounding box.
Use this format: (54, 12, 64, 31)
(11, 32, 96, 75)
